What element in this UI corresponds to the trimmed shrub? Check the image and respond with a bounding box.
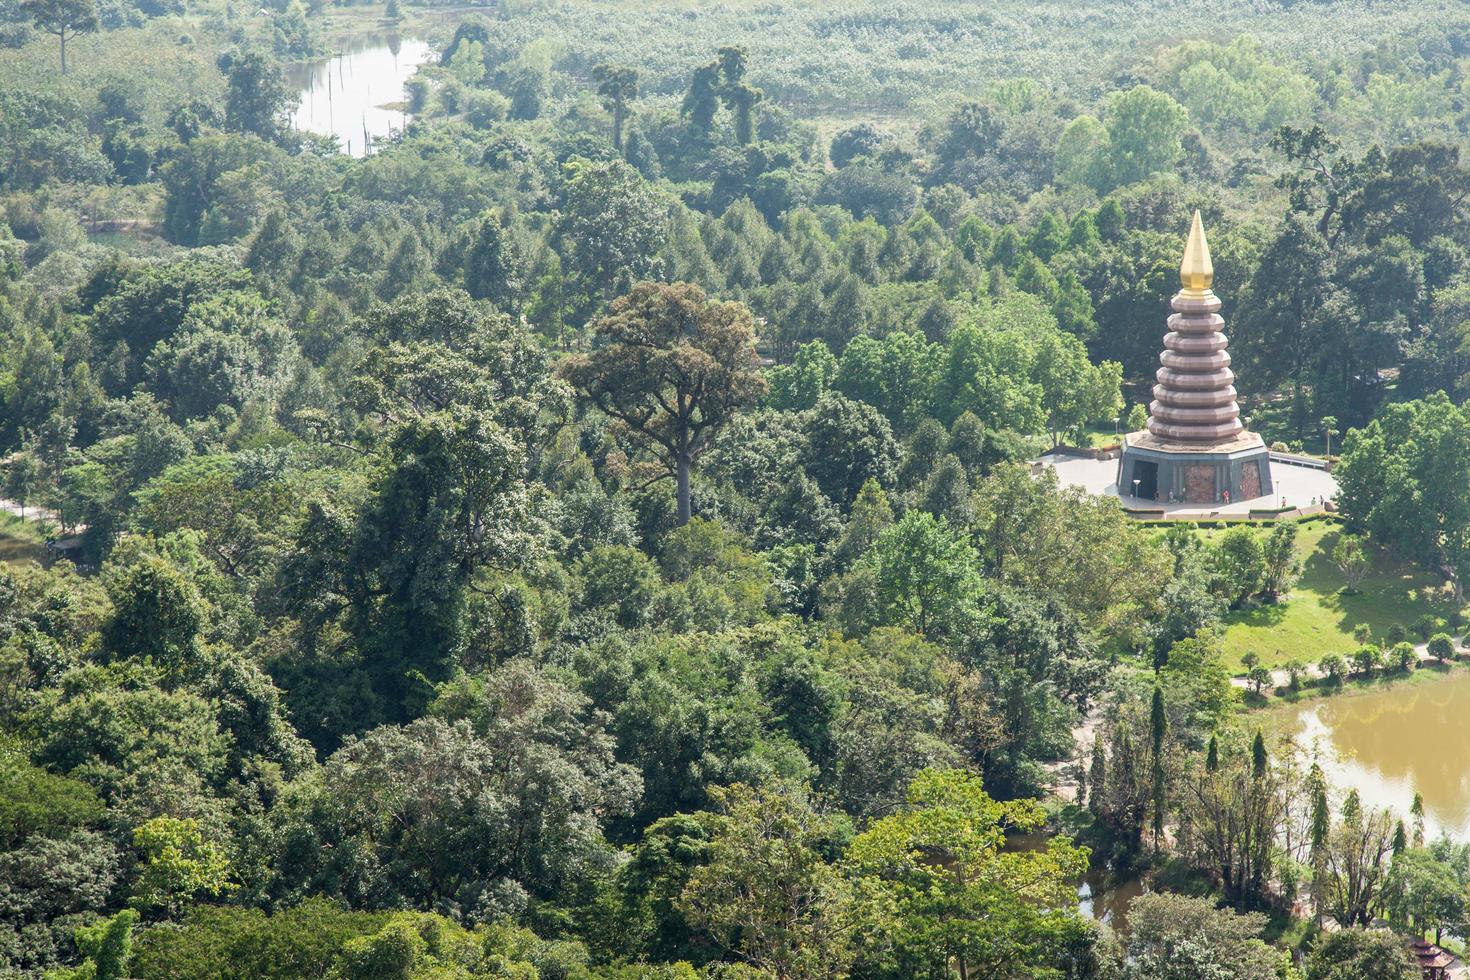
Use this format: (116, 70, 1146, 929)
(1428, 633, 1454, 662)
(1351, 644, 1381, 676)
(1319, 652, 1347, 683)
(1284, 660, 1305, 690)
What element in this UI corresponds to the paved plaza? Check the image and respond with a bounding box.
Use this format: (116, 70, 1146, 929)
(1041, 452, 1339, 518)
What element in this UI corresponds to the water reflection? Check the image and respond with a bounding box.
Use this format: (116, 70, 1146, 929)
(286, 33, 433, 156)
(1007, 831, 1144, 930)
(1078, 871, 1145, 929)
(1276, 670, 1470, 840)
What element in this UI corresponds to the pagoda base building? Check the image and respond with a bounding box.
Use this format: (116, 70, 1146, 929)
(1118, 212, 1273, 505)
(1118, 429, 1272, 505)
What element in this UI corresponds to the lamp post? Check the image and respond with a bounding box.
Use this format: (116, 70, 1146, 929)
(1113, 416, 1120, 436)
(1133, 478, 1141, 501)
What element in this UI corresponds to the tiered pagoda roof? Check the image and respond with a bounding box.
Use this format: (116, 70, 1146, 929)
(1146, 211, 1244, 445)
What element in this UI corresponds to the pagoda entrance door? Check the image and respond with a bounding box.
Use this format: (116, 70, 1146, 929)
(1131, 460, 1157, 501)
(1184, 464, 1216, 503)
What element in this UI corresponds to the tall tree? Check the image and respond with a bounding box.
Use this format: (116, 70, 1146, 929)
(554, 158, 668, 311)
(1382, 848, 1465, 944)
(1178, 732, 1288, 909)
(1269, 124, 1370, 244)
(1032, 330, 1123, 448)
(561, 281, 766, 523)
(1150, 685, 1166, 850)
(1088, 738, 1106, 818)
(275, 664, 639, 913)
(593, 64, 638, 151)
(679, 782, 855, 979)
(1322, 790, 1397, 927)
(801, 393, 900, 507)
(1104, 85, 1189, 188)
(1335, 394, 1470, 568)
(1307, 761, 1329, 926)
(1304, 928, 1418, 980)
(100, 555, 205, 678)
(724, 84, 762, 147)
(21, 0, 96, 74)
(464, 211, 522, 313)
(1236, 216, 1330, 435)
(1260, 521, 1301, 598)
(218, 49, 294, 142)
(681, 61, 722, 139)
(345, 406, 532, 720)
(861, 511, 979, 637)
(64, 909, 137, 980)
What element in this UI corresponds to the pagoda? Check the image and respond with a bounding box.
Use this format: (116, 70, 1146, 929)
(1117, 211, 1273, 504)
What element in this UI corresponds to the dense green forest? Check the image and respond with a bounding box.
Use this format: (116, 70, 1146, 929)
(5, 0, 1470, 976)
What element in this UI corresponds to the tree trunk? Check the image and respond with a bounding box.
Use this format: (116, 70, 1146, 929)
(60, 31, 67, 75)
(676, 450, 692, 524)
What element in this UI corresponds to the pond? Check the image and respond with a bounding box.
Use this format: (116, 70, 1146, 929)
(1273, 669, 1470, 840)
(286, 31, 435, 156)
(1007, 831, 1145, 930)
(1078, 869, 1145, 929)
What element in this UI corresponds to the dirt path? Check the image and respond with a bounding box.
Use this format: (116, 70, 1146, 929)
(0, 497, 69, 531)
(1046, 707, 1102, 801)
(1229, 635, 1465, 693)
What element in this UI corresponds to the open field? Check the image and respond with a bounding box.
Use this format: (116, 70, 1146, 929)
(1200, 519, 1461, 672)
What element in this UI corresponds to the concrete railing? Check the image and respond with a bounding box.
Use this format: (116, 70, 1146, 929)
(1041, 444, 1122, 461)
(1270, 451, 1332, 471)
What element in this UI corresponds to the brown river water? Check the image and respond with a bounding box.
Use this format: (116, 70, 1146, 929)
(1006, 831, 1145, 930)
(1272, 670, 1470, 840)
(1012, 672, 1470, 931)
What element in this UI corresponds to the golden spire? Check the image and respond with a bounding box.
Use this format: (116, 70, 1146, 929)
(1179, 210, 1214, 297)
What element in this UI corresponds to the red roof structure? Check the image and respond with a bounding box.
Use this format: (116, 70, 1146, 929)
(1410, 938, 1455, 979)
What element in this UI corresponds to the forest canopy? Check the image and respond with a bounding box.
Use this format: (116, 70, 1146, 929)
(2, 0, 1470, 976)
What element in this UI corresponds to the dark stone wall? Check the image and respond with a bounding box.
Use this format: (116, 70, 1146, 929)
(1118, 447, 1273, 505)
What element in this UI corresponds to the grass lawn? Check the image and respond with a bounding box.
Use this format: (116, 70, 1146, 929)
(1076, 422, 1125, 449)
(1199, 519, 1462, 672)
(0, 512, 51, 567)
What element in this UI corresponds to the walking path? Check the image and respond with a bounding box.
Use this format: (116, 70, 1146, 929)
(0, 498, 58, 525)
(1047, 708, 1100, 801)
(1227, 634, 1465, 692)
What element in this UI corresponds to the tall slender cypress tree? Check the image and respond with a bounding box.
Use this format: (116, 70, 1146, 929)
(1150, 686, 1167, 848)
(1088, 737, 1106, 819)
